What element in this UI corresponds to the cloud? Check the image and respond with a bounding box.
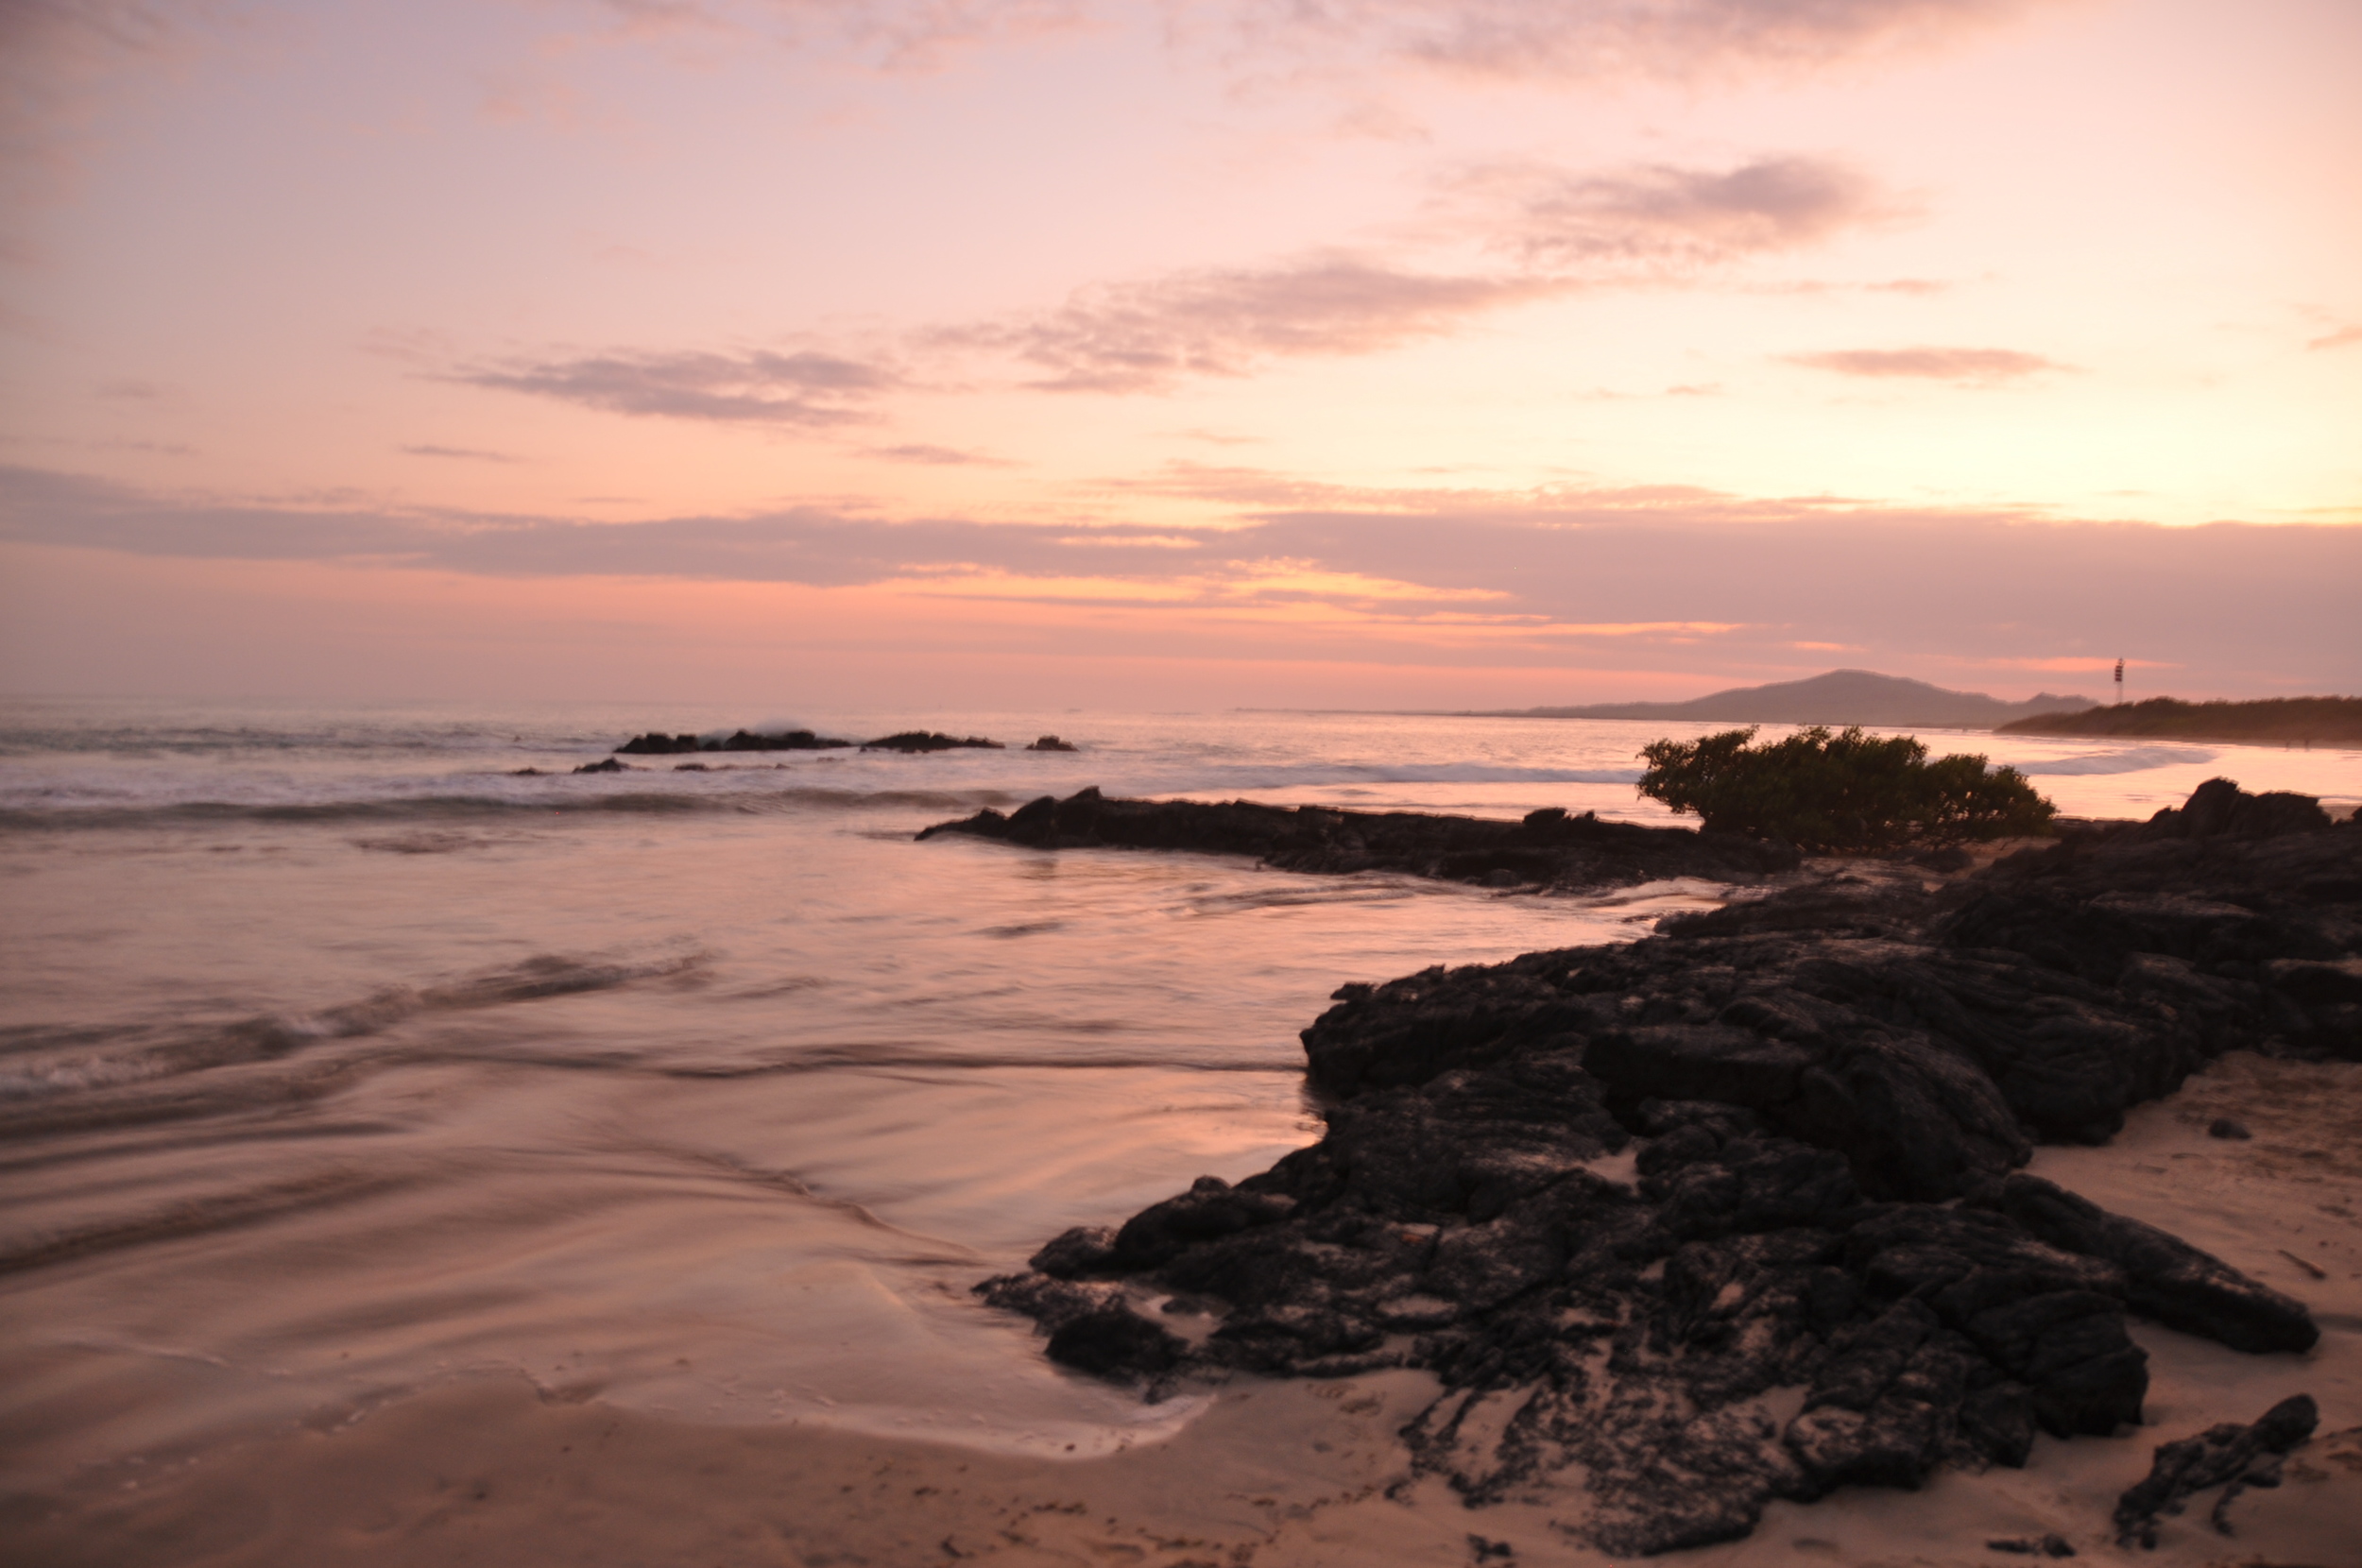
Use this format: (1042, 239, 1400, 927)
(1473, 156, 1886, 268)
(858, 442, 1015, 466)
(591, 0, 1089, 72)
(1781, 347, 2069, 383)
(1, 1, 211, 256)
(937, 258, 1566, 392)
(9, 463, 2358, 689)
(1220, 0, 2040, 80)
(450, 348, 899, 425)
(437, 147, 1888, 419)
(2306, 324, 2362, 352)
(400, 444, 521, 463)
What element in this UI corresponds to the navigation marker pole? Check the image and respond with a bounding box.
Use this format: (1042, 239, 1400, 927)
(2114, 658, 2125, 706)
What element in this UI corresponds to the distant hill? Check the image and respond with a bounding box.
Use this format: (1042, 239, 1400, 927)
(1487, 670, 2095, 729)
(1997, 695, 2362, 744)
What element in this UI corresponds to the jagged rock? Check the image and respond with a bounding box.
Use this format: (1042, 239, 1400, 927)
(572, 757, 630, 774)
(920, 788, 1802, 897)
(2113, 1393, 2319, 1547)
(1978, 1173, 2318, 1354)
(614, 728, 852, 755)
(862, 731, 1003, 752)
(1986, 1534, 2076, 1557)
(1025, 735, 1079, 751)
(1109, 1177, 1295, 1269)
(2137, 777, 2334, 842)
(974, 782, 2349, 1554)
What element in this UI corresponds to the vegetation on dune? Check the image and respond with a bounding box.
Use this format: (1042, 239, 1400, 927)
(1995, 695, 2362, 744)
(1638, 725, 2056, 850)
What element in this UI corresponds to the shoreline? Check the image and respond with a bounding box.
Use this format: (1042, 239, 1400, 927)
(9, 778, 2359, 1566)
(8, 1054, 2356, 1567)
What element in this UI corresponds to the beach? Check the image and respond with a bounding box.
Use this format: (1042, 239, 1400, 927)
(10, 1055, 2358, 1567)
(4, 700, 2359, 1564)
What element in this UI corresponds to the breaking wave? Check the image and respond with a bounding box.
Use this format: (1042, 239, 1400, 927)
(2004, 745, 2217, 776)
(0, 952, 706, 1112)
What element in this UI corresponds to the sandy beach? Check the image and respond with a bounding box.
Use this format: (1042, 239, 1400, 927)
(10, 1048, 2355, 1568)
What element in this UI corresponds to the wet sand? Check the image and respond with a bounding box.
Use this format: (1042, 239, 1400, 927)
(9, 1051, 2358, 1568)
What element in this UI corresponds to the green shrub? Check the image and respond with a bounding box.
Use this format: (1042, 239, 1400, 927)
(1636, 725, 2056, 850)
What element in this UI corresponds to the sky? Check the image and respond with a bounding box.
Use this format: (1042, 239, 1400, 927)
(2, 0, 2357, 708)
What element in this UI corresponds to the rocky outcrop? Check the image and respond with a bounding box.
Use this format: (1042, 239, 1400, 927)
(919, 788, 1801, 895)
(615, 729, 853, 755)
(976, 781, 2353, 1555)
(1025, 735, 1079, 752)
(614, 727, 1014, 755)
(861, 731, 1004, 753)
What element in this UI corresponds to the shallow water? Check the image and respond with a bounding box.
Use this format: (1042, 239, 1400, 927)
(3, 699, 2357, 1479)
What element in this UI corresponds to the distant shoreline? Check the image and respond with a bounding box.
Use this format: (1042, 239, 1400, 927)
(1996, 695, 2362, 745)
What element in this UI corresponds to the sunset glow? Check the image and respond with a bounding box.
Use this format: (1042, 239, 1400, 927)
(5, 0, 2357, 704)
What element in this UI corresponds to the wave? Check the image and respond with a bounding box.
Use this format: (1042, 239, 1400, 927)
(2004, 745, 2217, 776)
(0, 786, 1024, 831)
(1129, 761, 1645, 793)
(0, 952, 705, 1116)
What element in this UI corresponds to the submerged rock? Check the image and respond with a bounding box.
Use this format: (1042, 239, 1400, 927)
(976, 781, 2353, 1555)
(920, 788, 1801, 895)
(1025, 735, 1080, 751)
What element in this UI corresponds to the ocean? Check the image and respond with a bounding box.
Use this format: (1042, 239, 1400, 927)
(6, 697, 2359, 1491)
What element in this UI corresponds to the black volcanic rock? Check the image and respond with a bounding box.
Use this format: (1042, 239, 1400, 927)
(2113, 1393, 2319, 1547)
(861, 731, 1004, 752)
(1025, 734, 1080, 751)
(975, 781, 2352, 1556)
(615, 728, 853, 755)
(919, 788, 1801, 895)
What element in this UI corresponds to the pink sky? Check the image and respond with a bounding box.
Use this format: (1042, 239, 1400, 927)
(3, 0, 2357, 706)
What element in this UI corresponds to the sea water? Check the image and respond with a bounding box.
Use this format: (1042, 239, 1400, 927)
(4, 698, 2357, 1480)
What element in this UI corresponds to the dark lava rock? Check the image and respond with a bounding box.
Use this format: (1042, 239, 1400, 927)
(2113, 1392, 2319, 1547)
(2207, 1116, 2252, 1140)
(572, 758, 631, 774)
(862, 731, 1004, 753)
(974, 781, 2350, 1556)
(1977, 1173, 2317, 1354)
(1986, 1535, 2076, 1557)
(614, 728, 853, 755)
(920, 788, 1801, 896)
(1026, 735, 1079, 751)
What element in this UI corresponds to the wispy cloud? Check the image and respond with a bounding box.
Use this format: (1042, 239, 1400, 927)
(936, 258, 1566, 392)
(1222, 0, 2040, 80)
(400, 443, 521, 463)
(450, 348, 899, 425)
(1782, 347, 2069, 383)
(590, 0, 1090, 72)
(1469, 156, 1887, 268)
(2, 3, 180, 181)
(858, 442, 1016, 467)
(9, 464, 2356, 685)
(2306, 324, 2362, 352)
(444, 146, 1899, 419)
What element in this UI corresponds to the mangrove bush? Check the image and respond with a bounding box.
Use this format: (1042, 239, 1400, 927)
(1636, 725, 2056, 850)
